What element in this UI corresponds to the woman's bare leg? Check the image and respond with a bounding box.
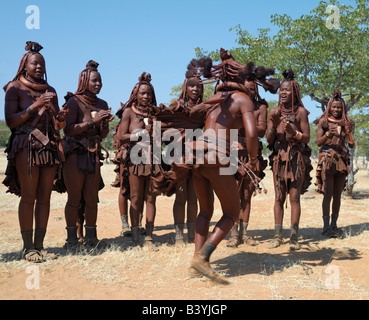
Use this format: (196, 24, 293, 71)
(331, 174, 347, 236)
(269, 173, 287, 248)
(128, 167, 145, 245)
(63, 154, 85, 228)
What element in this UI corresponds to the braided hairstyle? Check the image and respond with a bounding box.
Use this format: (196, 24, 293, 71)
(3, 41, 46, 91)
(185, 48, 280, 94)
(74, 60, 100, 95)
(321, 89, 351, 125)
(278, 69, 304, 113)
(116, 72, 157, 118)
(180, 69, 204, 105)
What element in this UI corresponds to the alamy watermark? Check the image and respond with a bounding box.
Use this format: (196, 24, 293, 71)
(129, 122, 242, 175)
(26, 266, 40, 290)
(326, 5, 340, 30)
(325, 265, 340, 290)
(26, 5, 40, 29)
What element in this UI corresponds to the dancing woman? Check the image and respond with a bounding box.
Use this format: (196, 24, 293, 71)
(266, 70, 313, 250)
(182, 49, 277, 283)
(227, 80, 268, 247)
(315, 89, 355, 237)
(3, 42, 68, 262)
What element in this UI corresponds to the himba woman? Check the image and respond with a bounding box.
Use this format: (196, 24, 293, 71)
(115, 72, 161, 249)
(62, 60, 114, 249)
(315, 89, 355, 238)
(177, 49, 278, 284)
(3, 41, 68, 262)
(226, 79, 269, 248)
(169, 76, 204, 246)
(266, 69, 313, 250)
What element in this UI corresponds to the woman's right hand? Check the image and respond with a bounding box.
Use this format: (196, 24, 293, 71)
(93, 109, 111, 125)
(270, 112, 281, 129)
(328, 124, 338, 136)
(31, 91, 56, 112)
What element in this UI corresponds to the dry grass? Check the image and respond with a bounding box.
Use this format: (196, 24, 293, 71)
(1, 149, 369, 300)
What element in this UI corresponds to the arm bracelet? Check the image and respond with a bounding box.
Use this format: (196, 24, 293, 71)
(56, 115, 65, 122)
(26, 107, 35, 116)
(294, 131, 303, 141)
(85, 119, 94, 128)
(249, 155, 257, 164)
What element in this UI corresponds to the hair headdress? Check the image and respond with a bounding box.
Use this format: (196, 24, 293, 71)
(116, 72, 157, 118)
(278, 69, 305, 114)
(4, 41, 46, 91)
(317, 89, 350, 125)
(185, 48, 280, 95)
(74, 60, 100, 95)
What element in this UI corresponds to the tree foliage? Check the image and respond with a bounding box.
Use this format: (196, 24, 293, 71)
(270, 0, 369, 112)
(0, 121, 11, 148)
(196, 0, 369, 113)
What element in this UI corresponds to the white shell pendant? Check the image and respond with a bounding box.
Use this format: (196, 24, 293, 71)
(143, 117, 149, 126)
(91, 111, 97, 119)
(337, 126, 342, 135)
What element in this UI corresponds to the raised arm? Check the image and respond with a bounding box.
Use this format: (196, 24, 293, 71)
(239, 94, 258, 163)
(256, 104, 267, 138)
(266, 107, 279, 146)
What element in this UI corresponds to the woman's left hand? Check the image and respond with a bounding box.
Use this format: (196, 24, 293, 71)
(284, 120, 297, 137)
(57, 105, 70, 122)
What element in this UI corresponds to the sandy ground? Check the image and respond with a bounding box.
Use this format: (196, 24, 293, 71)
(1, 149, 369, 301)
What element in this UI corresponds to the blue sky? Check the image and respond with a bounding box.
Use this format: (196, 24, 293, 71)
(0, 0, 354, 122)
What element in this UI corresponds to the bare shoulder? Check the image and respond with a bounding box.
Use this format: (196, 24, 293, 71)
(232, 91, 251, 103)
(66, 96, 85, 114)
(4, 81, 21, 93)
(97, 98, 109, 110)
(317, 117, 325, 127)
(232, 92, 254, 112)
(259, 104, 268, 113)
(66, 96, 79, 108)
(121, 107, 133, 120)
(5, 81, 20, 90)
(269, 106, 280, 116)
(4, 81, 22, 101)
(47, 85, 57, 94)
(297, 106, 309, 120)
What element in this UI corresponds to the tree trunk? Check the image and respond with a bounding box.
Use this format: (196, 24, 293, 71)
(343, 146, 356, 198)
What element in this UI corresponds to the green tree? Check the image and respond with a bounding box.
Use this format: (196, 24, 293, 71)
(0, 121, 11, 148)
(270, 0, 369, 113)
(102, 117, 120, 153)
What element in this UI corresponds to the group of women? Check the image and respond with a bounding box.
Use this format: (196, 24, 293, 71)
(3, 43, 355, 284)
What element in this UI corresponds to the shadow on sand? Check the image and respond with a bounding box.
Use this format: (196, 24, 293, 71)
(1, 222, 367, 267)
